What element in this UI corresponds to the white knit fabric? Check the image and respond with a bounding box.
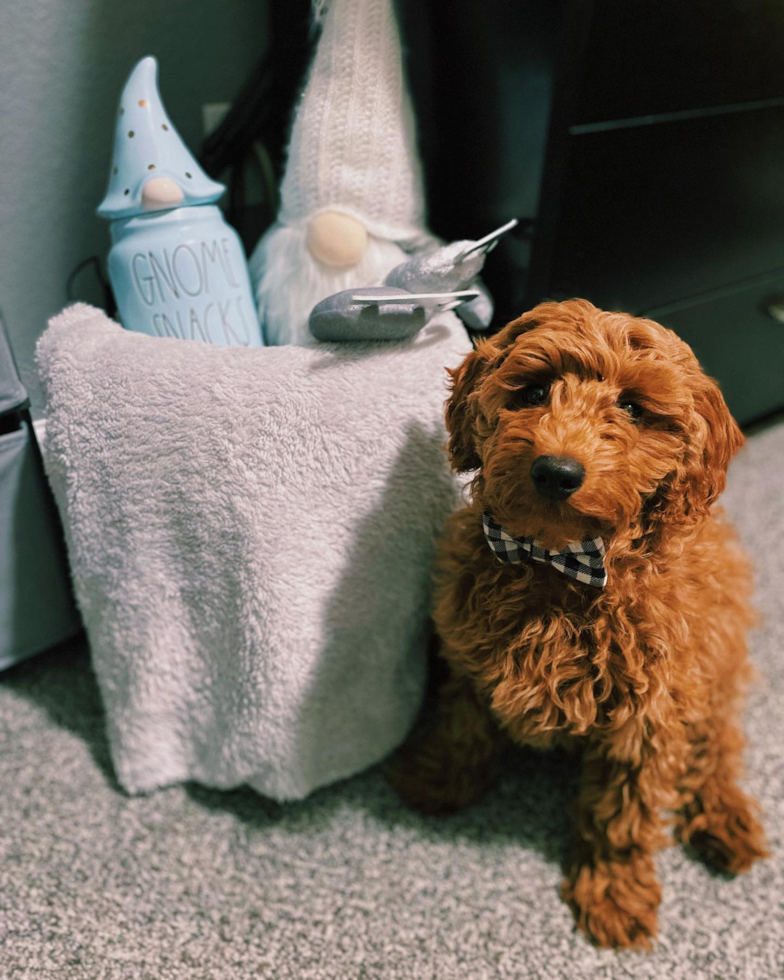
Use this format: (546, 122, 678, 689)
(278, 0, 426, 242)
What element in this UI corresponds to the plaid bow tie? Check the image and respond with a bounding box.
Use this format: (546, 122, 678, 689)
(482, 512, 607, 589)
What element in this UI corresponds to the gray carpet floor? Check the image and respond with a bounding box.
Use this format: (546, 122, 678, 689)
(2, 419, 783, 980)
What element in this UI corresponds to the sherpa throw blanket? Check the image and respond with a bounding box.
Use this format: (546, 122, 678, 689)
(36, 304, 471, 801)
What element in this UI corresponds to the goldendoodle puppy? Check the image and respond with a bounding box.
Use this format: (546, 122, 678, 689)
(390, 299, 768, 949)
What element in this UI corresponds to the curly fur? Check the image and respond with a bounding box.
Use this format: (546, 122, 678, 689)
(389, 299, 769, 950)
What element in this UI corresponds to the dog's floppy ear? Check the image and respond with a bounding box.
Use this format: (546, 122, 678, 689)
(649, 374, 743, 527)
(445, 307, 552, 472)
(691, 374, 744, 507)
(445, 344, 492, 472)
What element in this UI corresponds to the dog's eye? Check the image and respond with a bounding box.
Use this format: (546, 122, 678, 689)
(618, 399, 643, 422)
(513, 383, 551, 408)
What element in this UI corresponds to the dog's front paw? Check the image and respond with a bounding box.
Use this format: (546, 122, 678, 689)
(682, 789, 769, 875)
(563, 856, 661, 950)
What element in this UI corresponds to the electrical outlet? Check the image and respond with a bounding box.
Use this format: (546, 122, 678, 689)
(202, 102, 231, 137)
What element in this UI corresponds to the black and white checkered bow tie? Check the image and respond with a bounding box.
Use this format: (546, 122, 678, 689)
(482, 512, 607, 589)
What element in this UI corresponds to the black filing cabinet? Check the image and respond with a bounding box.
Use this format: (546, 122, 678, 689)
(401, 0, 784, 424)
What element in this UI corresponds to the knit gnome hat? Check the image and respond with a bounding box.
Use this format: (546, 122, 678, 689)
(278, 0, 427, 243)
(98, 56, 224, 220)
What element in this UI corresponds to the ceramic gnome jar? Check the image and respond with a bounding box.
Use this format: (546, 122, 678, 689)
(98, 57, 264, 347)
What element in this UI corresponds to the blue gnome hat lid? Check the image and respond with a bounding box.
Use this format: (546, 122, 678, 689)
(98, 56, 225, 220)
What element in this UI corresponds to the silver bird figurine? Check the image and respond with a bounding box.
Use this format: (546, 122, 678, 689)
(309, 287, 480, 342)
(383, 218, 518, 294)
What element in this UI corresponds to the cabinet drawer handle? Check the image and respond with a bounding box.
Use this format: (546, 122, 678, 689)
(765, 296, 784, 323)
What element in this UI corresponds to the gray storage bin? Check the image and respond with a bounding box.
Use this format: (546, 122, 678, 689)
(0, 318, 81, 670)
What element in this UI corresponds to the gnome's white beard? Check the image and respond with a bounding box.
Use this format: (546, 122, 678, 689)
(250, 222, 412, 346)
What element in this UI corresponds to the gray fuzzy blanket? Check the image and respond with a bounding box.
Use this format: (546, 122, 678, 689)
(36, 303, 471, 801)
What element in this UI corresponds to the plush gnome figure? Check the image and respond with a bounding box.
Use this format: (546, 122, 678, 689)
(250, 0, 439, 346)
(251, 0, 515, 345)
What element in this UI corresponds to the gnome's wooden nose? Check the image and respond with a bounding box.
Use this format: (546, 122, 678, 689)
(306, 211, 368, 268)
(141, 177, 184, 211)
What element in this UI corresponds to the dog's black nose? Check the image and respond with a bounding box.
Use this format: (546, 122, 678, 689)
(530, 455, 585, 500)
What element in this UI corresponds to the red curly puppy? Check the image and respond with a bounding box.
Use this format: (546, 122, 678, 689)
(390, 299, 768, 949)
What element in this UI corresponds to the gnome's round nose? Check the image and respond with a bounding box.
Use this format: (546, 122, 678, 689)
(306, 211, 368, 268)
(141, 177, 184, 211)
